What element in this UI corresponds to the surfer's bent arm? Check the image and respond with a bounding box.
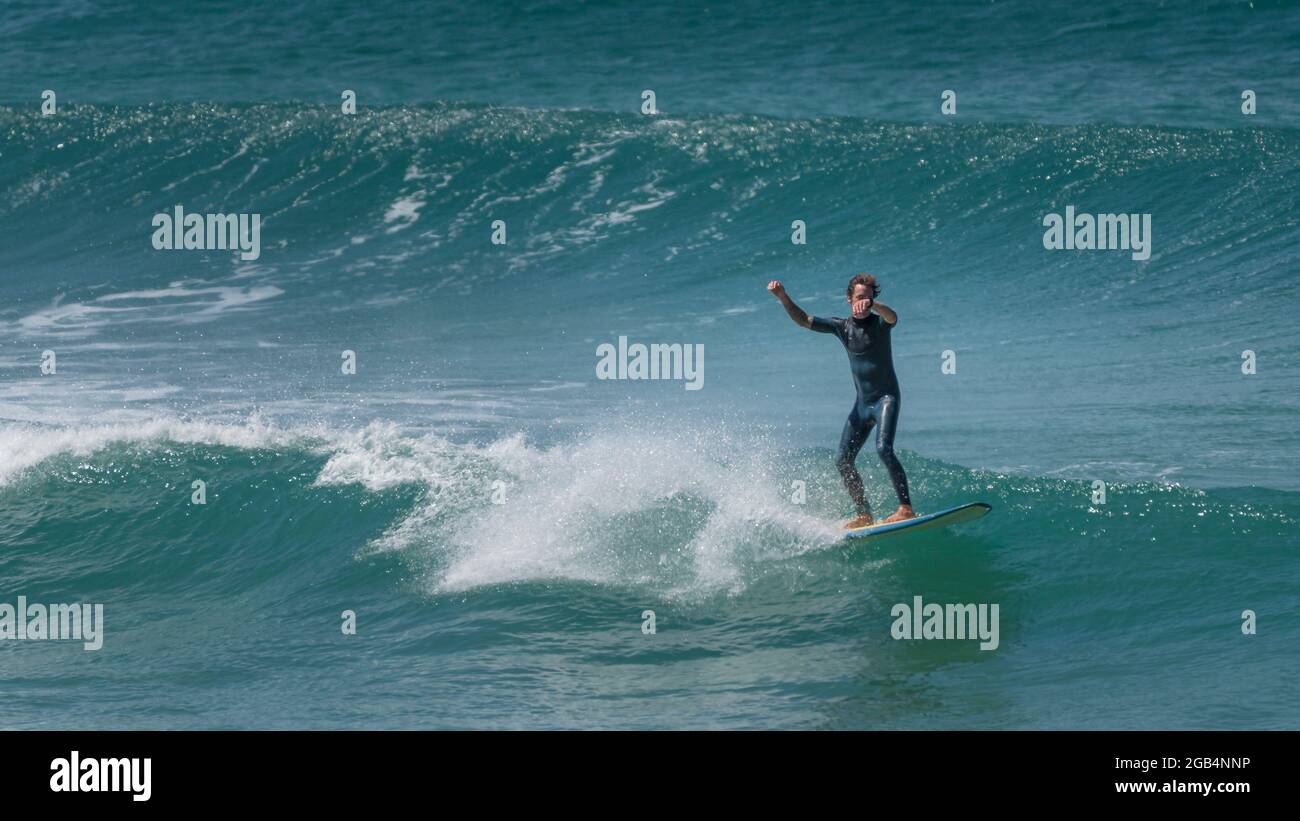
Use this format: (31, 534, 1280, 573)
(766, 280, 814, 329)
(872, 300, 898, 326)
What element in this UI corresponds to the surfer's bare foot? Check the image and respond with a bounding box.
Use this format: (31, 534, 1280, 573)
(842, 513, 875, 530)
(882, 505, 915, 524)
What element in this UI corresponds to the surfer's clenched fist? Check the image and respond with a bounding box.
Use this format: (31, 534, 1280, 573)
(768, 279, 811, 328)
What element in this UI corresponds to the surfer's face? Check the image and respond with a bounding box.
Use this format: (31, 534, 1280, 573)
(848, 284, 873, 318)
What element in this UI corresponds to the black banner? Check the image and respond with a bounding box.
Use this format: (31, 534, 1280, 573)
(4, 730, 1288, 807)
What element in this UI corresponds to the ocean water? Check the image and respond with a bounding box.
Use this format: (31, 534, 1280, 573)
(1, 0, 1297, 729)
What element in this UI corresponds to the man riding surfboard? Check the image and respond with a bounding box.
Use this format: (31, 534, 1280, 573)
(768, 274, 916, 529)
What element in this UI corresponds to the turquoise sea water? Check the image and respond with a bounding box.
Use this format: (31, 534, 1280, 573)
(1, 0, 1297, 728)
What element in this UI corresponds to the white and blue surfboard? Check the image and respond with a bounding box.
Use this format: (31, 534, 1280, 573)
(839, 502, 991, 542)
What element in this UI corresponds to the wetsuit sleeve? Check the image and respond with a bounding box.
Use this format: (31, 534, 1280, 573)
(808, 316, 842, 337)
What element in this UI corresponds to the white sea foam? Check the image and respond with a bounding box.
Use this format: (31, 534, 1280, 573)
(383, 193, 426, 233)
(436, 428, 835, 595)
(0, 414, 314, 487)
(8, 283, 284, 339)
(0, 416, 842, 597)
(310, 423, 840, 596)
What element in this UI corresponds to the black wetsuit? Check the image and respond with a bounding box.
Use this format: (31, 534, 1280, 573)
(810, 313, 911, 515)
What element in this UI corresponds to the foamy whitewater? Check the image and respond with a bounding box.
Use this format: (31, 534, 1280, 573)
(1, 0, 1298, 729)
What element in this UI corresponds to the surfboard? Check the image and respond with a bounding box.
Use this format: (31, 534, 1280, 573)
(839, 502, 991, 542)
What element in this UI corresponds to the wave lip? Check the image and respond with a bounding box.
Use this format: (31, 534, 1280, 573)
(0, 415, 315, 487)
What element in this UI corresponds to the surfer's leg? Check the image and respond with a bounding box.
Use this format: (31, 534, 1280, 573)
(835, 408, 874, 517)
(873, 395, 914, 521)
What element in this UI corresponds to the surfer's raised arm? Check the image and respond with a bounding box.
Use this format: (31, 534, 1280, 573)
(767, 280, 814, 329)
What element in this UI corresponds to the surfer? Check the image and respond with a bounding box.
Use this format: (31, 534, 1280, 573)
(767, 274, 915, 529)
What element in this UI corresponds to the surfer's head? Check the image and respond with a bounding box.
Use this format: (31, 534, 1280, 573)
(845, 273, 880, 302)
(846, 274, 880, 318)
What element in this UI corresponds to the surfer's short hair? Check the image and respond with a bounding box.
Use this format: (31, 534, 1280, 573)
(846, 273, 880, 299)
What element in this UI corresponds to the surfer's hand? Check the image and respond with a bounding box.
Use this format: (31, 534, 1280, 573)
(767, 280, 786, 298)
(851, 297, 873, 318)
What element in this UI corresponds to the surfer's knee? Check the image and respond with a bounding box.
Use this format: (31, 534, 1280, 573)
(876, 440, 896, 462)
